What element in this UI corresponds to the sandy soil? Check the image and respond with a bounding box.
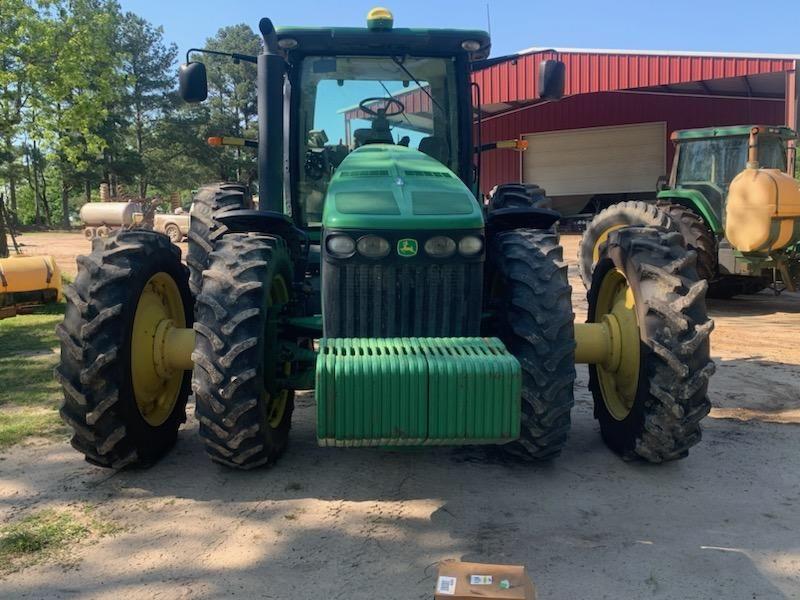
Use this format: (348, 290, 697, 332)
(1, 233, 798, 599)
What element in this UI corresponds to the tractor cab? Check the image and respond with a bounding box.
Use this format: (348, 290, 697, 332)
(664, 125, 796, 231)
(275, 10, 491, 231)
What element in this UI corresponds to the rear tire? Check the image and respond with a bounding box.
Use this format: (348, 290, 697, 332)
(192, 233, 295, 469)
(659, 203, 717, 281)
(486, 230, 576, 460)
(588, 227, 715, 462)
(56, 231, 193, 468)
(578, 201, 672, 288)
(187, 182, 251, 296)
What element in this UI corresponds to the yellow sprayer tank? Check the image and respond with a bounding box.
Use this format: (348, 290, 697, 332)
(0, 255, 63, 318)
(725, 168, 800, 253)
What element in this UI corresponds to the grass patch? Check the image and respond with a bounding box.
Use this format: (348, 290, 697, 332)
(0, 510, 87, 574)
(0, 506, 121, 574)
(0, 304, 67, 448)
(0, 409, 64, 449)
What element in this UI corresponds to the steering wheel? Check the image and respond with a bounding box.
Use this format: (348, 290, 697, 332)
(359, 97, 405, 117)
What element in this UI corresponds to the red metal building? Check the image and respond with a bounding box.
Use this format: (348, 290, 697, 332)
(472, 48, 799, 212)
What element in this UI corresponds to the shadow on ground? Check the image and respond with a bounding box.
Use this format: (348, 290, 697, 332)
(1, 377, 798, 599)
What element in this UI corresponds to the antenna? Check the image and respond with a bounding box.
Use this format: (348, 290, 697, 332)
(486, 3, 491, 36)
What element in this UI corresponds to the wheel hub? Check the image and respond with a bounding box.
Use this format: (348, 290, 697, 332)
(131, 273, 187, 426)
(594, 268, 640, 420)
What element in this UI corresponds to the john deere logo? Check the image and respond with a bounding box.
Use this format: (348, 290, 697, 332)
(397, 238, 418, 257)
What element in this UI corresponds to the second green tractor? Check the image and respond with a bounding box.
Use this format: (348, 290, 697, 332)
(580, 124, 800, 297)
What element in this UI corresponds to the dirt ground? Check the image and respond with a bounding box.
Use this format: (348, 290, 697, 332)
(1, 232, 799, 599)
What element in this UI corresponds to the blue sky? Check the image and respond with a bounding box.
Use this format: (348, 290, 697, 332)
(121, 0, 800, 60)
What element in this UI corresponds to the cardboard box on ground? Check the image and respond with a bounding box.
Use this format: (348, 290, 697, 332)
(434, 561, 536, 599)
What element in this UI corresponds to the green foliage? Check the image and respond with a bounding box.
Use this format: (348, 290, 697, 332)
(0, 2, 253, 226)
(199, 24, 261, 183)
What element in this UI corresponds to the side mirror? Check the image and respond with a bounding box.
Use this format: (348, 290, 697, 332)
(179, 62, 208, 103)
(656, 175, 669, 192)
(538, 59, 565, 101)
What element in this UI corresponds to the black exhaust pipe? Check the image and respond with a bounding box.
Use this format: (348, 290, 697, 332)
(257, 18, 286, 213)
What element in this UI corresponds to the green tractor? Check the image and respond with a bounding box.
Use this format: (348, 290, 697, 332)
(579, 124, 800, 297)
(55, 8, 714, 470)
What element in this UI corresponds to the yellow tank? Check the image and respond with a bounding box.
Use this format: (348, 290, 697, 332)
(0, 255, 63, 318)
(725, 168, 800, 253)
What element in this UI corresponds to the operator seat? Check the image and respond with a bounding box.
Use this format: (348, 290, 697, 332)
(418, 136, 449, 165)
(353, 112, 394, 147)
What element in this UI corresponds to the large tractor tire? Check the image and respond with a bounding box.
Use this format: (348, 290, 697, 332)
(186, 182, 251, 296)
(578, 201, 673, 288)
(487, 229, 576, 460)
(192, 233, 295, 469)
(658, 203, 717, 282)
(56, 231, 193, 468)
(588, 227, 715, 462)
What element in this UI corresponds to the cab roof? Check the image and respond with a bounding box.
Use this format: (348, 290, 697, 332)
(672, 125, 796, 142)
(273, 26, 491, 61)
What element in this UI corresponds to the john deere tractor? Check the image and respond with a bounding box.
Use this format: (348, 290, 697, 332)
(56, 8, 714, 470)
(579, 125, 800, 297)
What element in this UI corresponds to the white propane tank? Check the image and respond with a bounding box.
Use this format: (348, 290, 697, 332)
(79, 202, 143, 227)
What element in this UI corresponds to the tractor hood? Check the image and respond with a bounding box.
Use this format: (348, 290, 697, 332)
(322, 145, 484, 230)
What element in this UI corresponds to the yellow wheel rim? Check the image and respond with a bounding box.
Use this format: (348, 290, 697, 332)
(263, 274, 290, 429)
(595, 268, 640, 421)
(592, 224, 626, 265)
(131, 272, 186, 426)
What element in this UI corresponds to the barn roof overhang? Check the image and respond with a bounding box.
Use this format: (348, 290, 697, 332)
(472, 47, 799, 117)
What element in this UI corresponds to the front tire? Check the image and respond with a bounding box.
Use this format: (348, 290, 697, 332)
(192, 233, 295, 469)
(588, 227, 715, 462)
(486, 230, 576, 460)
(56, 231, 193, 468)
(578, 201, 673, 288)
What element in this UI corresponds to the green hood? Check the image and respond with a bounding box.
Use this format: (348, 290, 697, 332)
(322, 145, 484, 230)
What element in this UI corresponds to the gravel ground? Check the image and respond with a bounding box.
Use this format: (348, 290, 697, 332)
(1, 232, 798, 599)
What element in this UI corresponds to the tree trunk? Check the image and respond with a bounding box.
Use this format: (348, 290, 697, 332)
(85, 179, 91, 203)
(8, 172, 17, 225)
(41, 174, 48, 226)
(61, 178, 70, 229)
(0, 194, 9, 258)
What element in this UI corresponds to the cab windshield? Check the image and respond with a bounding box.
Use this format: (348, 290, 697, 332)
(296, 55, 460, 225)
(676, 136, 787, 190)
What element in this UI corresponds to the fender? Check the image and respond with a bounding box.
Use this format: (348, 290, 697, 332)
(485, 206, 561, 235)
(657, 189, 722, 234)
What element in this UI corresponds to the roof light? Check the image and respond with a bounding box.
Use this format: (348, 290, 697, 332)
(367, 7, 394, 30)
(461, 40, 482, 52)
(278, 37, 298, 50)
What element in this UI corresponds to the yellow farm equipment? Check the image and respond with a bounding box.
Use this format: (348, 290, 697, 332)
(0, 254, 63, 319)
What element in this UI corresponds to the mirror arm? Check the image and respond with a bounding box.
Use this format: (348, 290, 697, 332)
(186, 48, 258, 65)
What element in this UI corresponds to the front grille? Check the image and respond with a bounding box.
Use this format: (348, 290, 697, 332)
(323, 261, 482, 338)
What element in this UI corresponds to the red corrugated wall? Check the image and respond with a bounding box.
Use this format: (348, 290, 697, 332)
(479, 91, 785, 194)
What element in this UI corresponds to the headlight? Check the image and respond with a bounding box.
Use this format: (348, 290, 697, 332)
(458, 235, 483, 256)
(424, 236, 456, 258)
(461, 40, 482, 52)
(356, 235, 390, 258)
(326, 235, 355, 257)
